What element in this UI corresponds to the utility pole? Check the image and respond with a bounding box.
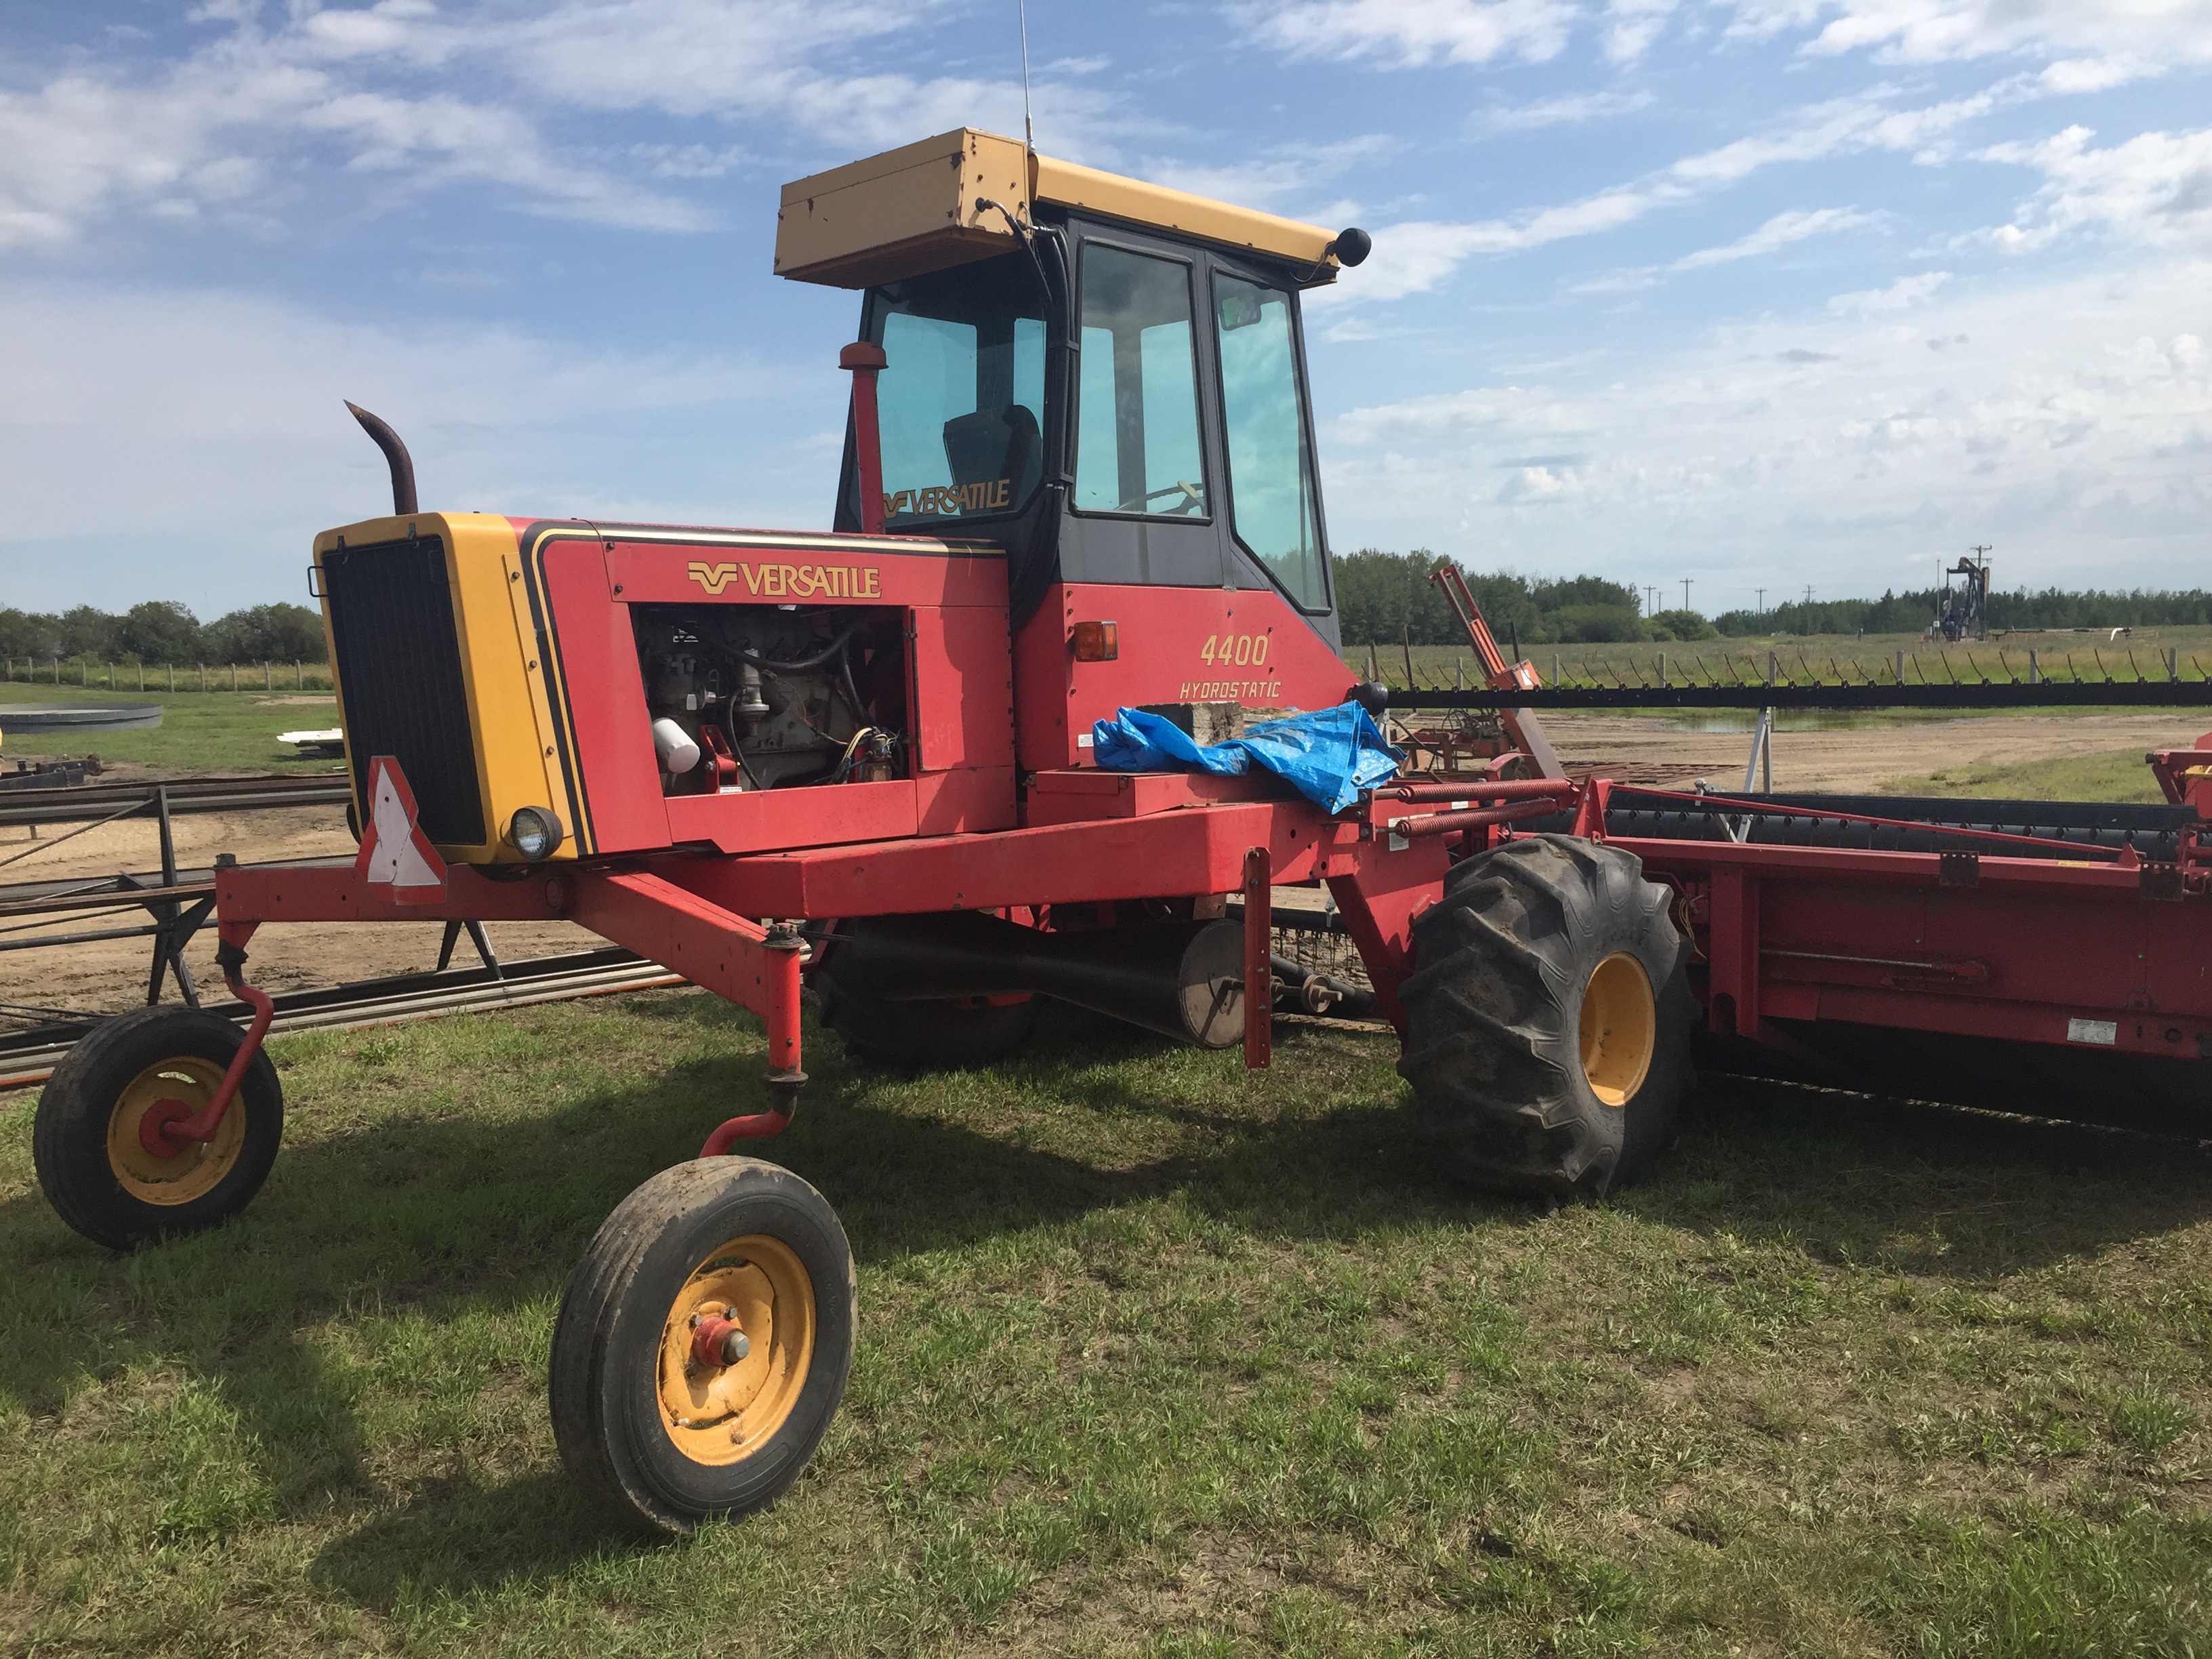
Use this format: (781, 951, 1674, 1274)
(1681, 577, 1693, 613)
(1803, 584, 1815, 606)
(1755, 586, 1765, 619)
(1645, 585, 1658, 615)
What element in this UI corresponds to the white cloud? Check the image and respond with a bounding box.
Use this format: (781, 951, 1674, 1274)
(1348, 88, 1996, 298)
(1983, 124, 2212, 252)
(1717, 1, 2212, 94)
(1477, 87, 1654, 129)
(1147, 136, 1397, 216)
(1828, 269, 1951, 310)
(1319, 260, 2212, 591)
(1602, 0, 1679, 62)
(1233, 0, 1577, 66)
(0, 279, 834, 604)
(1671, 205, 1877, 268)
(0, 1, 1132, 251)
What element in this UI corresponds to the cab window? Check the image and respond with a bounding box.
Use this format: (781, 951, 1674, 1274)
(1214, 273, 1326, 609)
(1074, 245, 1206, 518)
(863, 253, 1046, 529)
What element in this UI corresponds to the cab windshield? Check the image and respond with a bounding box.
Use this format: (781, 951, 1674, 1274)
(859, 254, 1047, 531)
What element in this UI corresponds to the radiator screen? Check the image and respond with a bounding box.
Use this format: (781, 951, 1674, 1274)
(325, 537, 487, 846)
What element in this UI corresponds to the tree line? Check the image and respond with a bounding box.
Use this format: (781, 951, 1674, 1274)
(1711, 588, 2212, 637)
(1334, 550, 1705, 647)
(1336, 550, 2212, 645)
(0, 601, 327, 665)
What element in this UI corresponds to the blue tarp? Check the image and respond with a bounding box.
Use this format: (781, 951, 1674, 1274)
(1090, 703, 1402, 815)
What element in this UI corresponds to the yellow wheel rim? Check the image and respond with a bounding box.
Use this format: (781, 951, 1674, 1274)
(657, 1233, 816, 1467)
(1578, 952, 1657, 1108)
(104, 1056, 247, 1206)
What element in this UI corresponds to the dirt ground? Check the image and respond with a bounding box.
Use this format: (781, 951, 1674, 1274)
(7, 711, 2202, 1018)
(1542, 709, 2207, 793)
(1, 793, 594, 1019)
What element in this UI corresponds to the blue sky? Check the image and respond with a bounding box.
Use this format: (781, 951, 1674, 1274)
(3, 0, 2209, 619)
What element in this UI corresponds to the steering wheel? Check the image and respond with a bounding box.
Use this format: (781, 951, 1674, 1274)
(1115, 479, 1206, 515)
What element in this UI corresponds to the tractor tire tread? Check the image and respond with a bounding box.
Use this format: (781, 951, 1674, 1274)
(1399, 835, 1694, 1200)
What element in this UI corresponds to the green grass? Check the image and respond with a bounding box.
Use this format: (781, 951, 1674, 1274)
(6, 994, 2212, 1654)
(0, 682, 340, 773)
(1881, 750, 2173, 804)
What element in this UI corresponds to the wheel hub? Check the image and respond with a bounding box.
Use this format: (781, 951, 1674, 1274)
(657, 1234, 815, 1465)
(105, 1057, 247, 1204)
(1578, 951, 1657, 1107)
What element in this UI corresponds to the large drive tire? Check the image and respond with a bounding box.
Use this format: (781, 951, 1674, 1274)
(550, 1158, 857, 1534)
(1397, 834, 1694, 1201)
(817, 921, 1036, 1069)
(35, 1004, 285, 1251)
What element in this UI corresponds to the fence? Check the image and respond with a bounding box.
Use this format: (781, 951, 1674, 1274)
(0, 659, 333, 693)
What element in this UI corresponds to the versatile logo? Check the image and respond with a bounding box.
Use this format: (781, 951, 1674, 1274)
(687, 560, 882, 599)
(884, 478, 1012, 518)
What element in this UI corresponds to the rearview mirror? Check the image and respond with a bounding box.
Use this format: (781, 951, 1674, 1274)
(1328, 227, 1372, 268)
(1218, 289, 1265, 331)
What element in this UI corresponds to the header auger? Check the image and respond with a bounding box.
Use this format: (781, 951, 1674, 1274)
(35, 127, 2212, 1534)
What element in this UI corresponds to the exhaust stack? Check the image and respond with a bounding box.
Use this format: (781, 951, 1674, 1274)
(345, 401, 418, 516)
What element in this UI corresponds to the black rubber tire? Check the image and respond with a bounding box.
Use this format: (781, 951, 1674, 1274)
(1397, 834, 1694, 1201)
(550, 1158, 857, 1534)
(817, 921, 1036, 1068)
(35, 1004, 284, 1251)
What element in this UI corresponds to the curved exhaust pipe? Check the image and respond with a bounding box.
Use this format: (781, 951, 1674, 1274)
(344, 401, 417, 515)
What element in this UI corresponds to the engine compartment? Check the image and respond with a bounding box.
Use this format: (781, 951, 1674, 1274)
(631, 602, 909, 794)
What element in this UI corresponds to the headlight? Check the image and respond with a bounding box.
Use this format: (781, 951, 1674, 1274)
(505, 806, 565, 860)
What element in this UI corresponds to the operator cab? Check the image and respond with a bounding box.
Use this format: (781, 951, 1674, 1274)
(779, 131, 1366, 647)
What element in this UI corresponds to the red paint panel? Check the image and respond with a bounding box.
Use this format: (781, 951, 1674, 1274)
(1327, 838, 1451, 1026)
(1013, 583, 1358, 771)
(567, 869, 802, 1076)
(916, 766, 1017, 835)
(541, 538, 670, 853)
(216, 862, 560, 924)
(602, 538, 1006, 607)
(911, 605, 1015, 773)
(670, 800, 1347, 918)
(664, 780, 918, 853)
(1022, 768, 1292, 826)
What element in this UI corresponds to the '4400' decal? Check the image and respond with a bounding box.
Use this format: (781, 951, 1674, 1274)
(1200, 632, 1270, 666)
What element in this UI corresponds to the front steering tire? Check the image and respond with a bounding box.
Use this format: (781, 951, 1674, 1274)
(550, 1158, 857, 1534)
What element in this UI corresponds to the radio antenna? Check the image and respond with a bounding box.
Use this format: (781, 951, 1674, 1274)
(1017, 0, 1035, 150)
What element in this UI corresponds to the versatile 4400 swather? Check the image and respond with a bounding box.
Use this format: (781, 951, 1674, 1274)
(33, 130, 2212, 1532)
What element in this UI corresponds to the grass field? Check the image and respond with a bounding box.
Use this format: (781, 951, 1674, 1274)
(5, 995, 2210, 1654)
(1880, 750, 2171, 804)
(0, 682, 340, 774)
(1351, 628, 2212, 695)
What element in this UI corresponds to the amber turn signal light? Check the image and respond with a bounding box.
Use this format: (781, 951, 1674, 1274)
(1071, 620, 1119, 661)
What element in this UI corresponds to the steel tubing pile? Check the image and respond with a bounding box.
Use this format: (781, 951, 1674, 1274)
(0, 775, 350, 828)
